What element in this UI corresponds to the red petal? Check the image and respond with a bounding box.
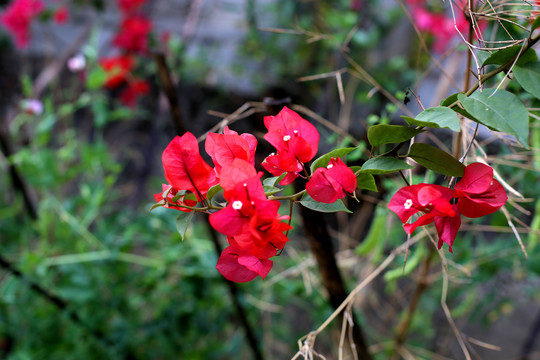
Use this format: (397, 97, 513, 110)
(434, 211, 461, 253)
(403, 212, 436, 234)
(306, 168, 341, 203)
(219, 158, 258, 194)
(326, 158, 357, 193)
(457, 179, 507, 218)
(209, 205, 250, 236)
(237, 254, 273, 279)
(455, 162, 493, 194)
(162, 132, 215, 198)
(216, 247, 258, 283)
(205, 130, 255, 176)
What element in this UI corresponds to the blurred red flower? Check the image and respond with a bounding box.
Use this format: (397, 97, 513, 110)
(0, 0, 44, 48)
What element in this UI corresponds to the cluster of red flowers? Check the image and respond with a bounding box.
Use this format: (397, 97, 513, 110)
(156, 107, 358, 282)
(98, 0, 151, 107)
(388, 163, 507, 252)
(0, 0, 68, 49)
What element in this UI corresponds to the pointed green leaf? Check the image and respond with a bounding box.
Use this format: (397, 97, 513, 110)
(263, 185, 282, 196)
(531, 16, 540, 32)
(458, 89, 529, 147)
(482, 45, 538, 67)
(150, 200, 166, 212)
(298, 193, 352, 213)
(401, 106, 461, 132)
(408, 143, 465, 176)
(263, 173, 286, 187)
(355, 208, 386, 256)
(310, 147, 356, 172)
(206, 184, 223, 201)
(357, 173, 378, 192)
(357, 157, 414, 175)
(367, 124, 424, 147)
(176, 212, 195, 241)
(513, 62, 540, 100)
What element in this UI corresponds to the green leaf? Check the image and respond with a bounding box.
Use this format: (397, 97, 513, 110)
(440, 93, 478, 121)
(206, 184, 223, 201)
(263, 185, 282, 196)
(310, 147, 356, 172)
(357, 173, 377, 192)
(86, 66, 107, 90)
(532, 17, 540, 32)
(150, 200, 166, 212)
(176, 212, 195, 241)
(458, 89, 529, 147)
(408, 143, 465, 176)
(356, 208, 386, 256)
(357, 157, 414, 175)
(367, 124, 424, 147)
(262, 174, 286, 187)
(401, 106, 461, 132)
(298, 193, 352, 213)
(513, 62, 540, 100)
(481, 45, 538, 67)
(384, 246, 425, 281)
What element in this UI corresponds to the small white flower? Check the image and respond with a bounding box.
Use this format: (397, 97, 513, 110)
(232, 201, 243, 210)
(21, 99, 43, 115)
(327, 164, 334, 169)
(283, 135, 291, 141)
(293, 130, 298, 134)
(67, 53, 86, 72)
(404, 199, 413, 209)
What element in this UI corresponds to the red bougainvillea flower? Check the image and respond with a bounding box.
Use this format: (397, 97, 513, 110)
(454, 162, 507, 218)
(117, 0, 146, 13)
(99, 55, 134, 89)
(0, 0, 44, 48)
(262, 106, 319, 185)
(153, 184, 197, 212)
(113, 15, 152, 53)
(209, 159, 270, 235)
(216, 245, 273, 283)
(388, 184, 460, 252)
(306, 157, 357, 203)
(119, 79, 150, 107)
(228, 210, 291, 259)
(52, 6, 69, 24)
(210, 159, 292, 273)
(205, 126, 257, 178)
(162, 132, 217, 202)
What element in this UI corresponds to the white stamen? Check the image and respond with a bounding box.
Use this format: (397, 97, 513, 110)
(283, 135, 291, 141)
(232, 201, 243, 210)
(404, 199, 413, 209)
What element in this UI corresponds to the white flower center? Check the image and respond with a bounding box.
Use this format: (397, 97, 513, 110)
(404, 199, 413, 210)
(232, 201, 243, 210)
(283, 135, 291, 141)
